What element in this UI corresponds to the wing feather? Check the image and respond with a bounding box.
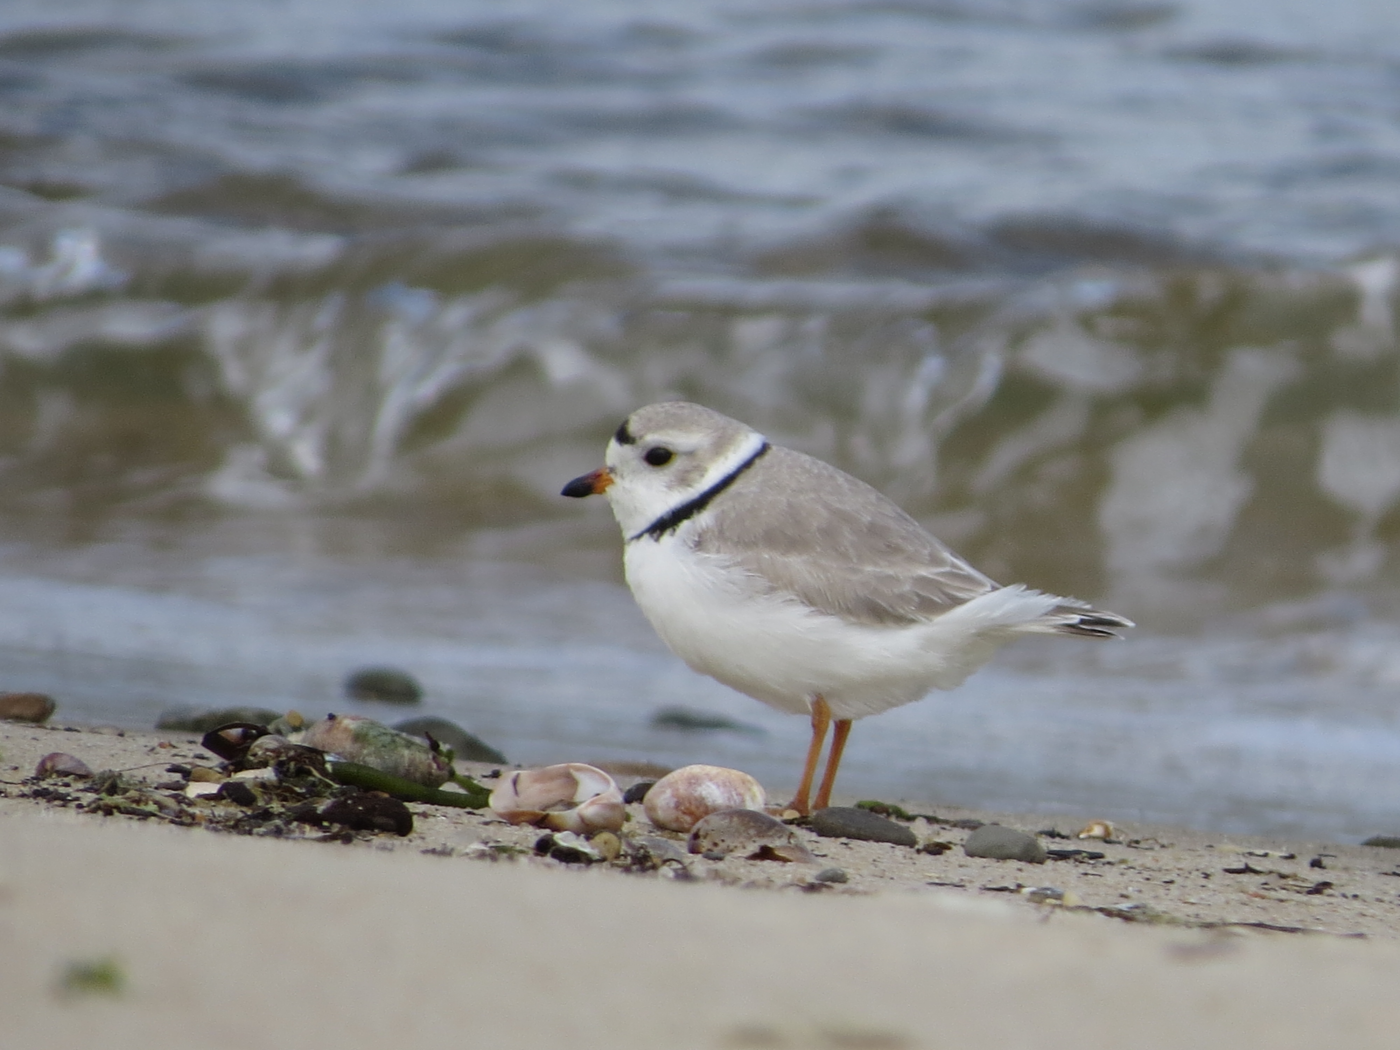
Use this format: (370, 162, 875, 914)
(692, 446, 997, 626)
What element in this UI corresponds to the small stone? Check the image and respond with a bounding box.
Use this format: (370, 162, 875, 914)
(0, 692, 55, 724)
(185, 781, 222, 799)
(689, 808, 818, 863)
(644, 765, 766, 832)
(810, 806, 917, 847)
(314, 794, 414, 836)
(1362, 835, 1400, 849)
(392, 716, 505, 763)
(591, 831, 622, 862)
(344, 667, 422, 704)
(854, 799, 913, 821)
(813, 867, 848, 884)
(217, 781, 258, 806)
(630, 835, 690, 869)
(649, 706, 764, 735)
(187, 766, 225, 782)
(622, 780, 655, 804)
(156, 707, 280, 733)
(918, 840, 953, 856)
(35, 753, 92, 778)
(963, 824, 1047, 864)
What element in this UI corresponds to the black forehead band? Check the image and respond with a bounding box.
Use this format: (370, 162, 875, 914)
(614, 420, 637, 445)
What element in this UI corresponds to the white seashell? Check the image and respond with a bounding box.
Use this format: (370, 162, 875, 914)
(643, 764, 766, 833)
(185, 781, 222, 799)
(488, 763, 625, 833)
(1077, 819, 1114, 840)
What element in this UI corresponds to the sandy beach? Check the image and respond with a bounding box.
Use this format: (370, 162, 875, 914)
(4, 720, 1400, 1049)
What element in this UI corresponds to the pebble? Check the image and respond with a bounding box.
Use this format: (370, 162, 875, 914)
(622, 780, 655, 804)
(643, 764, 766, 833)
(631, 835, 690, 868)
(308, 794, 414, 836)
(688, 809, 818, 863)
(809, 806, 917, 847)
(392, 716, 506, 764)
(649, 706, 764, 735)
(187, 766, 225, 782)
(155, 706, 280, 733)
(963, 824, 1047, 864)
(1362, 835, 1400, 849)
(591, 831, 622, 862)
(217, 781, 258, 806)
(0, 692, 56, 723)
(35, 752, 92, 778)
(344, 667, 422, 704)
(813, 867, 848, 884)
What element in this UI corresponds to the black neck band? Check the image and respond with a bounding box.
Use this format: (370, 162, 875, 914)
(631, 442, 770, 542)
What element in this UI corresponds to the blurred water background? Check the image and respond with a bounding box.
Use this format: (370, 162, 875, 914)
(3, 0, 1400, 838)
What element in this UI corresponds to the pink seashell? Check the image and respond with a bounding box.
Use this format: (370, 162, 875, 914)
(643, 764, 766, 833)
(488, 763, 625, 834)
(35, 752, 93, 778)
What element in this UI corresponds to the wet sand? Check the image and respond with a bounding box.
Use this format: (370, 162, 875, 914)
(5, 721, 1400, 1049)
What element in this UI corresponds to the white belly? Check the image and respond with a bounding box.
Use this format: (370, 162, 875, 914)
(623, 536, 1025, 720)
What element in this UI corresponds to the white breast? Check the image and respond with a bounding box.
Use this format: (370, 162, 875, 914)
(623, 529, 1045, 720)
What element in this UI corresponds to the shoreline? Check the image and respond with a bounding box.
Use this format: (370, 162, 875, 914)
(6, 720, 1400, 1048)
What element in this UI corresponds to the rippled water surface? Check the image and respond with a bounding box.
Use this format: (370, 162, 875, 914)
(2, 0, 1399, 839)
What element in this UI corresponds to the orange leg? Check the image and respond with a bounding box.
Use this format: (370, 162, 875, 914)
(813, 718, 852, 811)
(789, 696, 831, 816)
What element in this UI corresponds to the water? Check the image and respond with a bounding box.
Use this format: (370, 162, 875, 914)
(2, 0, 1400, 840)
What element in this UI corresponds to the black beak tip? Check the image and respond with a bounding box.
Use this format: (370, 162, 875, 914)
(561, 476, 595, 498)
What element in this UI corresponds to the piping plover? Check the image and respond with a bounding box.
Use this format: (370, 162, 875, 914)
(563, 401, 1132, 814)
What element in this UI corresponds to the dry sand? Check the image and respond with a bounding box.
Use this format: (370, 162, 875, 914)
(5, 720, 1400, 1049)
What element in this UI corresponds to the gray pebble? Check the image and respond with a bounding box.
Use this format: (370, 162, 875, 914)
(634, 835, 690, 864)
(622, 780, 655, 804)
(344, 667, 422, 704)
(689, 808, 818, 863)
(650, 706, 764, 735)
(392, 716, 506, 763)
(963, 824, 1047, 864)
(810, 806, 917, 847)
(814, 867, 848, 884)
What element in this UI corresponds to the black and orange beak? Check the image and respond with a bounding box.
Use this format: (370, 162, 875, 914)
(561, 467, 613, 498)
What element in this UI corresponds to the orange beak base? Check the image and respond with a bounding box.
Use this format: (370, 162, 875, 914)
(561, 467, 613, 498)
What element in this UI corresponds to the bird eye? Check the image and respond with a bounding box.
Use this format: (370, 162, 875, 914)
(644, 447, 674, 467)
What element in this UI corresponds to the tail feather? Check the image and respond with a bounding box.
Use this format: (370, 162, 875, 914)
(1045, 604, 1134, 640)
